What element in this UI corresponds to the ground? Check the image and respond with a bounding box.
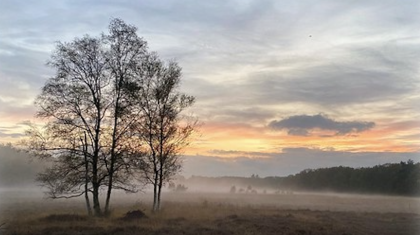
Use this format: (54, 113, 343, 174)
(1, 190, 419, 235)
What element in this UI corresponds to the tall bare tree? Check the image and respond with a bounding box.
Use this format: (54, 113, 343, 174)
(102, 18, 147, 215)
(31, 35, 109, 216)
(134, 54, 196, 211)
(26, 19, 147, 217)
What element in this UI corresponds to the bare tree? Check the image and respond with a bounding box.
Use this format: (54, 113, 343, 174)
(102, 18, 147, 216)
(134, 54, 196, 212)
(25, 19, 147, 217)
(28, 35, 109, 216)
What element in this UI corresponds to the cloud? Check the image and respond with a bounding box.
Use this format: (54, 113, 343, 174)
(0, 0, 419, 156)
(0, 121, 32, 138)
(0, 131, 25, 138)
(208, 149, 273, 158)
(0, 98, 37, 121)
(268, 114, 375, 136)
(181, 40, 420, 125)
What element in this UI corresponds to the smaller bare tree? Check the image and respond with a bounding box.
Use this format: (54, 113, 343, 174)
(133, 54, 196, 212)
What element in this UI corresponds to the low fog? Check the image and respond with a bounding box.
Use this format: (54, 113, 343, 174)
(1, 143, 418, 197)
(0, 145, 418, 218)
(0, 144, 46, 190)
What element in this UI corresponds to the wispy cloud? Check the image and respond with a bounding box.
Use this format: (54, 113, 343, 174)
(207, 149, 273, 158)
(0, 131, 25, 138)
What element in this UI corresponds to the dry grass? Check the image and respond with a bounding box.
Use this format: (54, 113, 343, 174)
(1, 191, 420, 235)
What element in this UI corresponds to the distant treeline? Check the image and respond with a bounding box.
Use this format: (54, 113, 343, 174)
(183, 160, 420, 196)
(281, 160, 420, 196)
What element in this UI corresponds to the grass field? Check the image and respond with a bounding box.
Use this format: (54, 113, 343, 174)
(1, 190, 419, 235)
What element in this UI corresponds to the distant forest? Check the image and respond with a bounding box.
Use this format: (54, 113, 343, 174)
(184, 160, 420, 196)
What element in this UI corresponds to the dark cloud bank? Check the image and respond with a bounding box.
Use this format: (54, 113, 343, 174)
(269, 114, 375, 136)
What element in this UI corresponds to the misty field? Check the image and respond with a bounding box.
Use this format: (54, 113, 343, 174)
(1, 190, 419, 235)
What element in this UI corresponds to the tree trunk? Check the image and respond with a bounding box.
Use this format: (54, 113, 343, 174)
(104, 173, 113, 216)
(92, 182, 102, 216)
(105, 150, 116, 216)
(152, 172, 159, 212)
(157, 115, 165, 211)
(92, 150, 102, 217)
(84, 155, 92, 216)
(105, 90, 121, 216)
(83, 132, 92, 216)
(84, 186, 92, 216)
(157, 175, 163, 211)
(92, 101, 102, 217)
(92, 141, 102, 216)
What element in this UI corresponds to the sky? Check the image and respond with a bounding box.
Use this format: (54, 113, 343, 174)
(0, 0, 419, 177)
